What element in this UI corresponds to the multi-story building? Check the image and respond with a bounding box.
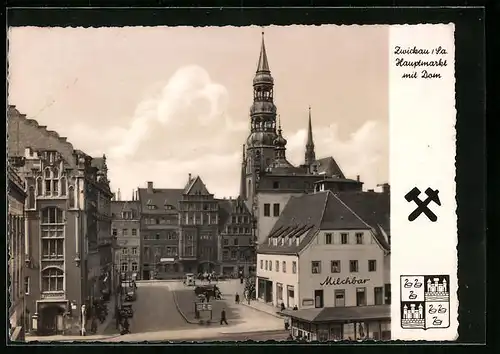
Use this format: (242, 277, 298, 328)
(218, 197, 255, 276)
(178, 175, 220, 274)
(256, 187, 390, 341)
(241, 34, 363, 245)
(8, 157, 27, 341)
(138, 182, 183, 280)
(111, 199, 141, 278)
(7, 105, 113, 335)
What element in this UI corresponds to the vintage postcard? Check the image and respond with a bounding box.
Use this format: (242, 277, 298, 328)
(7, 22, 462, 343)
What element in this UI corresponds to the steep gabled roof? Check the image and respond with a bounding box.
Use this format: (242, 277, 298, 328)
(184, 175, 211, 195)
(336, 191, 391, 250)
(137, 188, 184, 213)
(258, 191, 372, 255)
(111, 200, 140, 218)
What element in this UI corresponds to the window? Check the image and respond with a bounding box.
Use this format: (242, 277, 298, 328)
(186, 246, 193, 256)
(341, 233, 348, 244)
(132, 248, 138, 255)
(273, 203, 280, 217)
(273, 181, 280, 189)
(144, 247, 150, 260)
(60, 177, 66, 196)
(132, 262, 138, 272)
(350, 260, 359, 272)
(384, 284, 391, 304)
(41, 268, 64, 292)
(276, 261, 279, 272)
(223, 250, 229, 261)
(230, 250, 237, 259)
(232, 216, 236, 224)
(374, 287, 384, 305)
(122, 248, 128, 255)
(24, 276, 30, 295)
(36, 178, 43, 196)
(234, 238, 239, 246)
(155, 233, 160, 240)
(121, 262, 128, 272)
(283, 261, 287, 273)
(187, 234, 194, 241)
(368, 260, 377, 272)
(122, 229, 128, 236)
(356, 287, 367, 306)
(69, 186, 75, 208)
(42, 207, 64, 224)
(334, 290, 345, 307)
(263, 204, 270, 217)
(292, 261, 297, 274)
(311, 261, 321, 274)
(42, 239, 64, 259)
(331, 260, 341, 273)
(356, 232, 364, 244)
(325, 233, 332, 244)
(223, 238, 229, 246)
(269, 260, 273, 271)
(265, 260, 268, 270)
(132, 229, 137, 236)
(260, 259, 264, 269)
(27, 187, 35, 209)
(112, 229, 117, 236)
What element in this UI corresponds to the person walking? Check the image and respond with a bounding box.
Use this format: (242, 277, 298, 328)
(220, 308, 228, 325)
(281, 302, 286, 312)
(235, 293, 240, 304)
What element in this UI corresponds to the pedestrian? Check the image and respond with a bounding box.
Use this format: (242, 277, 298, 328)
(284, 316, 290, 330)
(281, 302, 286, 312)
(220, 308, 228, 325)
(235, 293, 240, 304)
(293, 305, 298, 311)
(206, 292, 211, 303)
(91, 316, 98, 334)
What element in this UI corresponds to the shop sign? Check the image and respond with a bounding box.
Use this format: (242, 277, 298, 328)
(320, 276, 370, 286)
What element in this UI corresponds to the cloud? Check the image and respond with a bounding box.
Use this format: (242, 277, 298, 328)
(286, 120, 389, 191)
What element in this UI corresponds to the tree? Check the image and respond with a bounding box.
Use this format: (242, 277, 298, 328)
(244, 276, 256, 300)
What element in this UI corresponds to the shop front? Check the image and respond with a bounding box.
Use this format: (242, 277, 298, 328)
(283, 304, 390, 341)
(257, 277, 273, 303)
(35, 300, 69, 336)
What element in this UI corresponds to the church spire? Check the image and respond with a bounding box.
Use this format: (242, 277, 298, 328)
(239, 144, 247, 200)
(305, 106, 316, 166)
(256, 31, 270, 73)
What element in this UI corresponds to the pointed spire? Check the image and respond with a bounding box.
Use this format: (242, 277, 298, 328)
(256, 31, 270, 72)
(305, 106, 316, 166)
(278, 114, 282, 133)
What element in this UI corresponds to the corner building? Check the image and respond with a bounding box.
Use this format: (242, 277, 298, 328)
(7, 106, 113, 335)
(256, 186, 390, 341)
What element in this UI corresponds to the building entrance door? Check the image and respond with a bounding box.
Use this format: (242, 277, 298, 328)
(142, 270, 150, 280)
(314, 290, 324, 308)
(265, 280, 273, 303)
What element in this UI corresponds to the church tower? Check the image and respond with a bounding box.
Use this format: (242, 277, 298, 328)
(246, 32, 278, 203)
(304, 106, 316, 167)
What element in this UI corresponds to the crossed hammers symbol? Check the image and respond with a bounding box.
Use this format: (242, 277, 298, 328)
(405, 187, 441, 222)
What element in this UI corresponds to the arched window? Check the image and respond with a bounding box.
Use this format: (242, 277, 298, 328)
(248, 180, 251, 197)
(60, 177, 66, 196)
(69, 186, 75, 208)
(41, 207, 64, 224)
(44, 168, 51, 179)
(52, 168, 59, 195)
(36, 177, 42, 197)
(28, 187, 35, 209)
(41, 267, 64, 292)
(121, 262, 128, 272)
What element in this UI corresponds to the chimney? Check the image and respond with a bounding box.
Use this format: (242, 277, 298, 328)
(382, 183, 390, 194)
(356, 175, 360, 182)
(147, 181, 153, 194)
(117, 189, 121, 201)
(132, 190, 135, 201)
(188, 173, 192, 183)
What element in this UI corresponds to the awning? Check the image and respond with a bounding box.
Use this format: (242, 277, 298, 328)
(283, 305, 390, 324)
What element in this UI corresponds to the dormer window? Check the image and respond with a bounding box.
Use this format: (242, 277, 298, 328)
(295, 237, 300, 246)
(281, 238, 285, 246)
(268, 238, 271, 245)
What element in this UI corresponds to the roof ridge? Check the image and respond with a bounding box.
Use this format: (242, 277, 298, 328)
(329, 191, 372, 229)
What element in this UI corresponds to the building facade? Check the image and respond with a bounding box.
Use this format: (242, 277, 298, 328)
(8, 158, 27, 341)
(7, 105, 113, 335)
(256, 188, 391, 340)
(138, 182, 183, 280)
(178, 175, 219, 274)
(218, 197, 255, 276)
(111, 199, 141, 279)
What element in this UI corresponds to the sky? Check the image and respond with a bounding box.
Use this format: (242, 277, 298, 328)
(8, 25, 389, 200)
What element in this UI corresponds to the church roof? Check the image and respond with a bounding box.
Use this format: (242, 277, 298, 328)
(258, 191, 372, 255)
(314, 156, 345, 178)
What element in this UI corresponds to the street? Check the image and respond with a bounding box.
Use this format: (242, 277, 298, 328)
(98, 280, 285, 342)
